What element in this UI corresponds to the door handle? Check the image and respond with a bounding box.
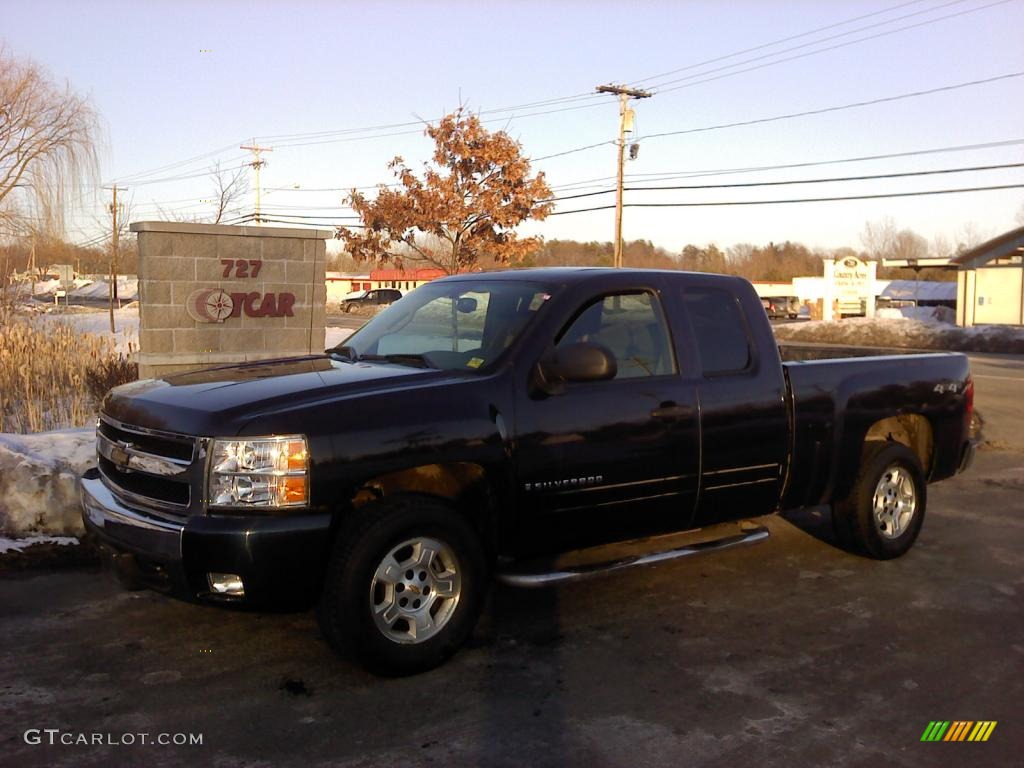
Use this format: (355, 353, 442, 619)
(651, 402, 690, 420)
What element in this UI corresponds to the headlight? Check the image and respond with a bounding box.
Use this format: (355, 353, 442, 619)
(208, 436, 308, 509)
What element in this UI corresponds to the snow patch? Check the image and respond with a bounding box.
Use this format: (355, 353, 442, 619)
(0, 428, 96, 535)
(324, 326, 353, 350)
(0, 535, 79, 554)
(775, 315, 1024, 354)
(32, 305, 139, 355)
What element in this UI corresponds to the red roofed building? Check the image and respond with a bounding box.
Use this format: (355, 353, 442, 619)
(325, 267, 449, 300)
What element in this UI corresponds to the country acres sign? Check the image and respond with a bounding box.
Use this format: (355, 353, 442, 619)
(830, 256, 870, 299)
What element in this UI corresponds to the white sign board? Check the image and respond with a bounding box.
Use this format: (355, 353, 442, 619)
(831, 256, 870, 299)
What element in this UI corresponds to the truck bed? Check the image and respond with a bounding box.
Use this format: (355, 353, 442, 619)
(780, 350, 972, 510)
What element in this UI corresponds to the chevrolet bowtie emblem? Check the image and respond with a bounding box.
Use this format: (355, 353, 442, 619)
(110, 441, 131, 468)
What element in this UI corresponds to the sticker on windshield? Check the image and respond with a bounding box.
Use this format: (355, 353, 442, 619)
(467, 357, 485, 369)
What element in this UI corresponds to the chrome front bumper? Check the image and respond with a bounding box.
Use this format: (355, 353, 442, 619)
(80, 468, 183, 561)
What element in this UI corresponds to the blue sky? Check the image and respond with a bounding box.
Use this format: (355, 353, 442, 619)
(4, 0, 1023, 254)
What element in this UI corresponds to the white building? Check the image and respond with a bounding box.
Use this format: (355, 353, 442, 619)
(953, 225, 1024, 327)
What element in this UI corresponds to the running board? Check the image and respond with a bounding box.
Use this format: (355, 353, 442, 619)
(495, 526, 770, 588)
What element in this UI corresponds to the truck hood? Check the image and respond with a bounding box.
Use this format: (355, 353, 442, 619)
(103, 356, 452, 436)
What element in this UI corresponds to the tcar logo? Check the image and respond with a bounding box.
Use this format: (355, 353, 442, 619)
(185, 288, 296, 323)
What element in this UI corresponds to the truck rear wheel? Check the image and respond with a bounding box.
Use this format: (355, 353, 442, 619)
(317, 495, 487, 676)
(832, 441, 926, 559)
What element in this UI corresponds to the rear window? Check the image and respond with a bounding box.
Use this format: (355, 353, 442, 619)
(682, 287, 752, 375)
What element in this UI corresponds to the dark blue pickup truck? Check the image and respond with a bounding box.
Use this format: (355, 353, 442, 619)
(81, 268, 975, 674)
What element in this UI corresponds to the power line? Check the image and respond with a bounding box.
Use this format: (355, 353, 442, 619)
(532, 73, 1024, 166)
(250, 211, 361, 220)
(118, 162, 249, 187)
(239, 1, 964, 147)
(631, 0, 932, 85)
(548, 182, 1024, 215)
(645, 0, 1006, 94)
(111, 141, 243, 183)
(545, 161, 1024, 201)
(262, 136, 1024, 195)
(92, 2, 1010, 191)
(531, 140, 618, 162)
(225, 213, 362, 229)
(574, 137, 1024, 187)
(645, 71, 1024, 140)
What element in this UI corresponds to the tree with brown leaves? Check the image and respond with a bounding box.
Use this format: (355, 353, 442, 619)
(337, 110, 553, 275)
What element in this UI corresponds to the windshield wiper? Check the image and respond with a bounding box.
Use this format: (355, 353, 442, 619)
(328, 346, 435, 369)
(349, 353, 436, 369)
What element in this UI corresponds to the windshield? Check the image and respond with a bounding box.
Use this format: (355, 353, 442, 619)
(335, 279, 553, 371)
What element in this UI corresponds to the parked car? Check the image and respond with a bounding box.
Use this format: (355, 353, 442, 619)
(81, 269, 976, 675)
(761, 295, 799, 319)
(341, 288, 402, 313)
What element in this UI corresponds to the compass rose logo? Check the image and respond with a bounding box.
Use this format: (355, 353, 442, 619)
(185, 288, 234, 323)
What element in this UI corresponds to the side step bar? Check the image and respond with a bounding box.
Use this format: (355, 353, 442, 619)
(496, 526, 770, 588)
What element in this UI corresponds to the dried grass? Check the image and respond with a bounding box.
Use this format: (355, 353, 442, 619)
(0, 318, 135, 433)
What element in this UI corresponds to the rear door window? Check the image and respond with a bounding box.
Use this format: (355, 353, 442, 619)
(682, 287, 752, 375)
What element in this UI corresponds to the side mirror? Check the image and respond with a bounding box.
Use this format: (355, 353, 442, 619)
(456, 297, 478, 314)
(532, 342, 617, 396)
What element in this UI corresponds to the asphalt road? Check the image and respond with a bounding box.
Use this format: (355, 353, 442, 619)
(2, 460, 1022, 766)
(966, 353, 1024, 452)
(325, 313, 369, 332)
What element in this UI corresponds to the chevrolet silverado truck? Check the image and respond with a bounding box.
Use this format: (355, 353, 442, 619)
(80, 268, 976, 675)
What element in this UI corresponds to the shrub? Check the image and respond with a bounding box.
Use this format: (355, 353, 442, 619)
(0, 318, 137, 433)
(84, 355, 139, 405)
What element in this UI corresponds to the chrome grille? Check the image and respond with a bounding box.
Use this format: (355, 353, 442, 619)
(97, 414, 202, 517)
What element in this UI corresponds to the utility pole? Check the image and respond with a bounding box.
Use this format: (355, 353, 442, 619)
(108, 184, 120, 333)
(596, 84, 651, 268)
(240, 140, 273, 224)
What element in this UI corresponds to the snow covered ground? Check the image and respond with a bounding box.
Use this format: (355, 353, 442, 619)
(0, 428, 95, 535)
(774, 315, 1024, 353)
(0, 535, 79, 554)
(29, 276, 139, 301)
(875, 305, 956, 324)
(30, 304, 140, 354)
(325, 326, 353, 349)
(30, 304, 351, 357)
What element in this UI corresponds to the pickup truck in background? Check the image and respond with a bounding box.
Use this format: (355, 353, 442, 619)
(80, 268, 976, 675)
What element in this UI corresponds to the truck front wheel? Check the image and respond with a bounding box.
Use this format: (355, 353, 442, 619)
(317, 495, 487, 676)
(832, 442, 927, 560)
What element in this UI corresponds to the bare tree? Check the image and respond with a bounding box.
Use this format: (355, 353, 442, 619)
(0, 46, 99, 237)
(890, 229, 929, 262)
(931, 233, 952, 260)
(148, 163, 248, 225)
(859, 217, 897, 260)
(955, 222, 987, 255)
(210, 160, 248, 224)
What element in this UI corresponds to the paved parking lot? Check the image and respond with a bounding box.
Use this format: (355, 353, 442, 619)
(2, 442, 1022, 767)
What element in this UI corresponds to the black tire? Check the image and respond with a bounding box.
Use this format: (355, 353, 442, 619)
(832, 441, 927, 559)
(317, 495, 487, 676)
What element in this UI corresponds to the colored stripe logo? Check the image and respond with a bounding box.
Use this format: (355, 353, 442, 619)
(921, 721, 997, 742)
